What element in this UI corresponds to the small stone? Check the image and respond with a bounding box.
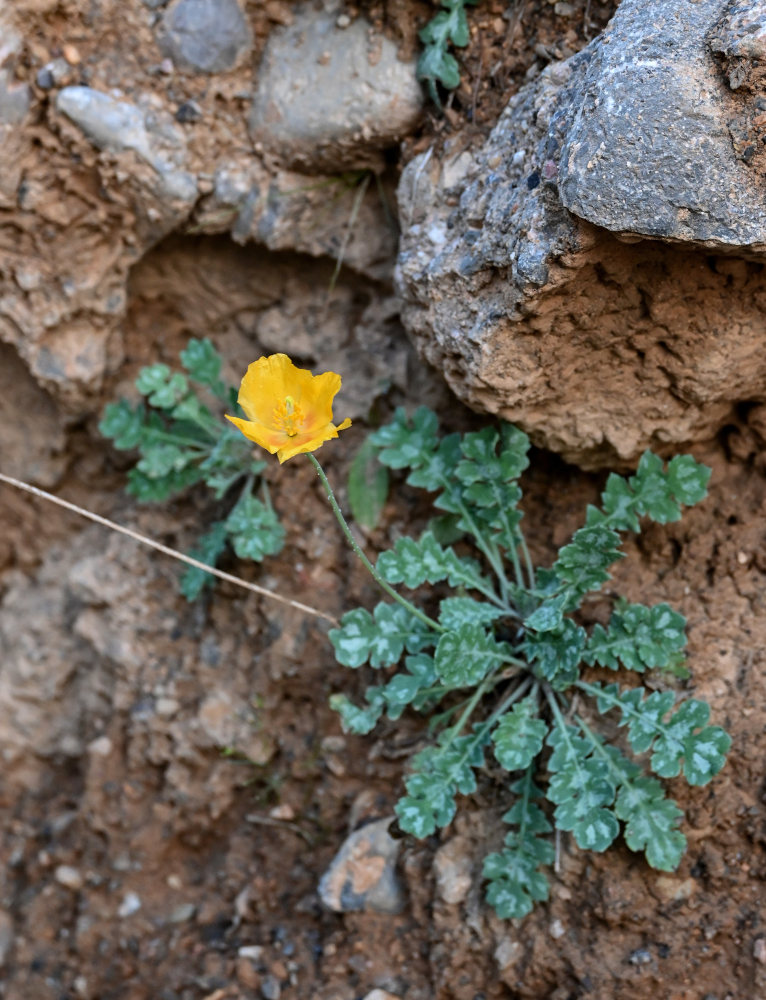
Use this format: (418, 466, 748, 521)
(158, 0, 253, 74)
(336, 13, 351, 28)
(155, 697, 179, 717)
(238, 945, 264, 961)
(268, 803, 295, 821)
(549, 919, 565, 939)
(175, 99, 201, 123)
(55, 865, 84, 890)
(169, 903, 196, 923)
(319, 817, 405, 915)
(433, 836, 473, 905)
(362, 992, 401, 1000)
(654, 876, 697, 903)
(260, 974, 281, 1000)
(554, 1, 574, 14)
(36, 66, 54, 89)
(62, 44, 81, 65)
(628, 947, 652, 966)
(754, 937, 766, 964)
(0, 70, 29, 124)
(88, 735, 113, 757)
(494, 937, 522, 969)
(117, 891, 142, 917)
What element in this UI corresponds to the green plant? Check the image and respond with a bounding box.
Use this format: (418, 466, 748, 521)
(418, 0, 479, 105)
(328, 407, 730, 920)
(99, 338, 285, 599)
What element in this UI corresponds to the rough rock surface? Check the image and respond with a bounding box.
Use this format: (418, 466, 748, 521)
(558, 0, 766, 249)
(0, 1, 400, 416)
(318, 817, 405, 914)
(157, 0, 252, 74)
(396, 0, 766, 468)
(249, 2, 423, 172)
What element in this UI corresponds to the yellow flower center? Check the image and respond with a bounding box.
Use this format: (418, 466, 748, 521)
(272, 395, 305, 437)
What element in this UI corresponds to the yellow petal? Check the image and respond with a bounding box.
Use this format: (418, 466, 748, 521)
(225, 414, 283, 454)
(238, 354, 311, 426)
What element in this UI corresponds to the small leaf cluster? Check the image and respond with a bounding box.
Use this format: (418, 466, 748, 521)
(100, 339, 284, 598)
(417, 0, 479, 104)
(329, 407, 730, 920)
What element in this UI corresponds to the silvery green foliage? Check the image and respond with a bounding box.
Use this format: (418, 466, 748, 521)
(329, 406, 729, 920)
(100, 339, 284, 599)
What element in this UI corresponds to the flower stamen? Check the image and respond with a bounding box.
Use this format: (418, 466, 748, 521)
(273, 395, 305, 437)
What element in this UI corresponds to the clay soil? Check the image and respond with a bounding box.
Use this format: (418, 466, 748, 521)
(1, 2, 765, 1000)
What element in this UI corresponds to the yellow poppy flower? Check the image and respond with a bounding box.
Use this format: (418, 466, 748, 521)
(226, 353, 352, 463)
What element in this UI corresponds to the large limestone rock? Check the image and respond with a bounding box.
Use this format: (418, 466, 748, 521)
(396, 0, 766, 468)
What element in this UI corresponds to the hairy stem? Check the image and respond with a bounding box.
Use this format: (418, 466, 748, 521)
(308, 453, 443, 632)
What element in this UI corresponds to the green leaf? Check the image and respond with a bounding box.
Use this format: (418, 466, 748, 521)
(434, 623, 510, 688)
(136, 443, 196, 479)
(601, 473, 640, 532)
(370, 406, 440, 471)
(180, 337, 227, 400)
(408, 433, 462, 491)
(376, 530, 493, 598)
(396, 723, 491, 837)
(614, 776, 686, 871)
(179, 520, 229, 601)
(135, 364, 189, 410)
(546, 721, 618, 852)
(585, 682, 731, 785)
(438, 597, 503, 630)
(553, 522, 623, 599)
(99, 399, 146, 450)
(483, 769, 553, 919)
(329, 692, 383, 735)
(523, 618, 586, 690)
(224, 494, 285, 562)
(126, 464, 204, 502)
(583, 602, 687, 673)
(348, 438, 389, 530)
(667, 454, 711, 507)
(329, 602, 435, 669)
(630, 451, 682, 523)
(492, 696, 547, 771)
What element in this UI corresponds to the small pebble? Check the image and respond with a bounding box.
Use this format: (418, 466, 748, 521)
(238, 945, 264, 961)
(54, 865, 84, 891)
(260, 974, 281, 1000)
(336, 13, 351, 28)
(549, 919, 565, 939)
(117, 891, 142, 917)
(754, 937, 766, 964)
(628, 946, 652, 966)
(175, 100, 201, 123)
(62, 44, 81, 65)
(169, 903, 196, 923)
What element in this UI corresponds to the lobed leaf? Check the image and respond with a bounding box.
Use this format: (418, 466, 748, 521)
(522, 618, 586, 690)
(585, 682, 731, 785)
(135, 364, 189, 410)
(583, 601, 687, 673)
(180, 337, 227, 400)
(492, 696, 547, 772)
(370, 406, 440, 472)
(434, 623, 511, 688)
(329, 602, 435, 669)
(483, 769, 553, 919)
(223, 494, 285, 562)
(179, 520, 229, 601)
(553, 522, 623, 600)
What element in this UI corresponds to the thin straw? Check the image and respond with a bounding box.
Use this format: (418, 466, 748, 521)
(0, 471, 338, 626)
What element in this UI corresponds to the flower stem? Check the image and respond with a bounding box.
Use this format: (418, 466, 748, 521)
(307, 453, 443, 632)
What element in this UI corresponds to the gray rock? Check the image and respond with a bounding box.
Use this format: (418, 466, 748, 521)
(0, 70, 30, 125)
(249, 2, 423, 171)
(0, 909, 13, 968)
(319, 817, 405, 914)
(396, 0, 766, 468)
(56, 86, 197, 203)
(158, 0, 252, 74)
(558, 0, 766, 252)
(709, 0, 766, 92)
